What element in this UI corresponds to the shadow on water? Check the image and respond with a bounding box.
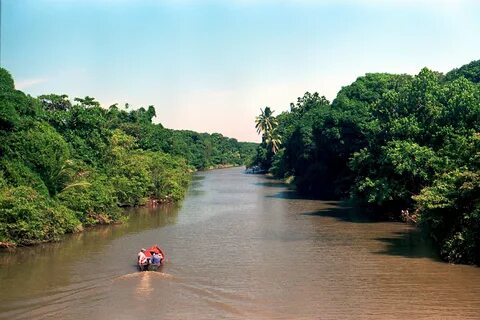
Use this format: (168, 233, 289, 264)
(304, 205, 441, 261)
(303, 206, 389, 223)
(267, 189, 339, 202)
(255, 181, 288, 188)
(264, 179, 442, 261)
(374, 230, 441, 261)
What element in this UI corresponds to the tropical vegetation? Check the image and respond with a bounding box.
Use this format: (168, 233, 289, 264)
(251, 60, 480, 265)
(0, 68, 256, 246)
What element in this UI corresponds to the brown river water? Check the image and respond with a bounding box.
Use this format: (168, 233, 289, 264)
(1, 167, 479, 319)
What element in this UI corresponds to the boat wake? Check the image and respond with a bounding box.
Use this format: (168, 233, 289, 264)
(113, 271, 175, 296)
(115, 271, 175, 281)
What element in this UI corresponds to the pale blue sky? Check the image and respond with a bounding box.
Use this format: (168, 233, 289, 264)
(2, 0, 480, 142)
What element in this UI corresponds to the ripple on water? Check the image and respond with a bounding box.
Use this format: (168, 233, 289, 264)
(1, 167, 480, 320)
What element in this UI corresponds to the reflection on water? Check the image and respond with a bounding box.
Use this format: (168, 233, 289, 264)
(1, 167, 480, 320)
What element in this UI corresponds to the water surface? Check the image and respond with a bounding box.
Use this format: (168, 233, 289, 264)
(1, 167, 479, 319)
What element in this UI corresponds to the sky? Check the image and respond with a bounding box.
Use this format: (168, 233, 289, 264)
(2, 0, 480, 142)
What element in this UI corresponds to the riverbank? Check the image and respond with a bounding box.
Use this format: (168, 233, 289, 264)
(205, 164, 245, 171)
(0, 165, 249, 249)
(0, 67, 256, 249)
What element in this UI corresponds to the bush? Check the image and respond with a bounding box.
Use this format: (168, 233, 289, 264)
(0, 186, 81, 245)
(56, 173, 121, 225)
(146, 151, 191, 201)
(414, 170, 480, 264)
(0, 159, 49, 196)
(3, 121, 70, 195)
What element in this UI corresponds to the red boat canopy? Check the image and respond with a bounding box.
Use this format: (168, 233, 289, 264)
(144, 245, 165, 258)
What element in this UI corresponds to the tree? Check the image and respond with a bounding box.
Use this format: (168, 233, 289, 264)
(0, 67, 258, 247)
(255, 107, 278, 138)
(0, 186, 80, 245)
(4, 121, 71, 196)
(38, 94, 72, 111)
(265, 129, 281, 154)
(255, 107, 281, 155)
(0, 68, 15, 92)
(74, 96, 100, 108)
(445, 59, 480, 83)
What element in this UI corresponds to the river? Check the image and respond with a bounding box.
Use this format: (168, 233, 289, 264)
(1, 167, 479, 319)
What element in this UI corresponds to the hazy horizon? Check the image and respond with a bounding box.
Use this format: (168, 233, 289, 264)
(2, 0, 480, 142)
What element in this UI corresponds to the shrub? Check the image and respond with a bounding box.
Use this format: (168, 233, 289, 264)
(0, 186, 81, 245)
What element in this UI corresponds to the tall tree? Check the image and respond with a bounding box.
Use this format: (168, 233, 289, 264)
(265, 129, 281, 154)
(255, 107, 280, 154)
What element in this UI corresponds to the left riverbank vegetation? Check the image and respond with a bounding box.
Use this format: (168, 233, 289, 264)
(0, 68, 257, 247)
(250, 60, 480, 265)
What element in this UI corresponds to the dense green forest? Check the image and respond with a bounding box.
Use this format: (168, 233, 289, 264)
(252, 60, 480, 265)
(0, 68, 256, 247)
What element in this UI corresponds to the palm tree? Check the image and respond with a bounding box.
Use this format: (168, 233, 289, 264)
(255, 107, 281, 154)
(265, 129, 281, 154)
(255, 107, 278, 136)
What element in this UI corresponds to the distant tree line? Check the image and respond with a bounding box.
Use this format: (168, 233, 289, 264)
(252, 60, 480, 265)
(0, 68, 257, 246)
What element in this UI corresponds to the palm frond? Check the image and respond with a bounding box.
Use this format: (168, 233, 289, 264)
(61, 181, 91, 192)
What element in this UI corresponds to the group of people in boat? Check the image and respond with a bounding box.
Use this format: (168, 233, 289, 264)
(137, 246, 164, 271)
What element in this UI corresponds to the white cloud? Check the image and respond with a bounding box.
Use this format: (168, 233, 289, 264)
(15, 78, 49, 90)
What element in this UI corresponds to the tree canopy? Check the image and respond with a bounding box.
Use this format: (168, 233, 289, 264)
(252, 60, 480, 265)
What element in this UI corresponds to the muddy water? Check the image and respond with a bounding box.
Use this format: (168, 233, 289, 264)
(1, 167, 479, 319)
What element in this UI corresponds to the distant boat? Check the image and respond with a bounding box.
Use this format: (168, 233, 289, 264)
(245, 165, 266, 174)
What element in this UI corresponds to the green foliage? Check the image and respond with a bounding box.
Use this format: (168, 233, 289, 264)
(0, 68, 15, 92)
(148, 130, 255, 169)
(350, 141, 442, 207)
(56, 172, 120, 226)
(103, 103, 255, 170)
(254, 61, 480, 264)
(145, 151, 191, 201)
(269, 149, 287, 178)
(414, 170, 479, 264)
(3, 121, 70, 196)
(0, 70, 41, 131)
(254, 107, 281, 167)
(0, 186, 81, 245)
(38, 94, 72, 111)
(106, 130, 151, 206)
(0, 159, 49, 196)
(445, 59, 480, 83)
(0, 67, 256, 247)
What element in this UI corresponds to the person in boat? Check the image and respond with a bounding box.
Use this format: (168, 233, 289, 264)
(158, 251, 164, 264)
(151, 251, 161, 266)
(137, 248, 148, 270)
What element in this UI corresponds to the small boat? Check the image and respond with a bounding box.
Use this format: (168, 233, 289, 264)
(138, 245, 165, 271)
